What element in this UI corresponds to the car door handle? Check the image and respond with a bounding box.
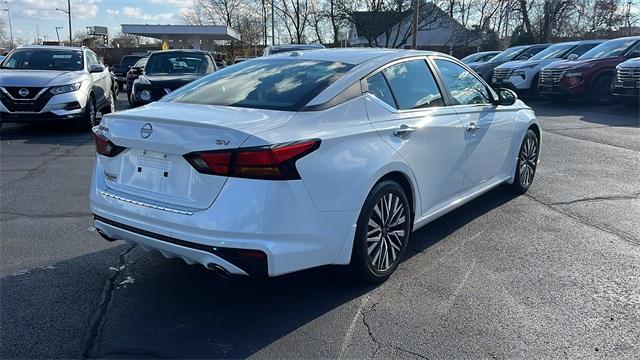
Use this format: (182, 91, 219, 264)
(393, 125, 415, 138)
(466, 122, 479, 132)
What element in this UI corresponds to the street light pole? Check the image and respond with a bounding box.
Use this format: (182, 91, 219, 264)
(4, 1, 14, 50)
(411, 0, 419, 50)
(56, 0, 72, 45)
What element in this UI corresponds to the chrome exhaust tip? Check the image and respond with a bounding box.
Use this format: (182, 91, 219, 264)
(96, 228, 117, 242)
(207, 263, 231, 279)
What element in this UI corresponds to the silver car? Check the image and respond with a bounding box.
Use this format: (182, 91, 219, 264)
(0, 45, 114, 129)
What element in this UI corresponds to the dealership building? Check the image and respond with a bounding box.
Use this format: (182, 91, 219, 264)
(121, 24, 241, 51)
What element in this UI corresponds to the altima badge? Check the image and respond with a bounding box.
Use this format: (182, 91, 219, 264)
(140, 123, 153, 139)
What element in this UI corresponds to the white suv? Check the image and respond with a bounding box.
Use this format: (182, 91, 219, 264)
(0, 45, 114, 128)
(492, 40, 603, 95)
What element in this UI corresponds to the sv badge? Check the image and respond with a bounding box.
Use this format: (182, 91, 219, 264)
(215, 139, 231, 146)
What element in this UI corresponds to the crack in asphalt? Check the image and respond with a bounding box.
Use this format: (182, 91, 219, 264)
(543, 129, 639, 152)
(82, 245, 135, 359)
(361, 300, 430, 360)
(0, 211, 92, 222)
(525, 194, 640, 246)
(543, 192, 640, 206)
(0, 138, 93, 189)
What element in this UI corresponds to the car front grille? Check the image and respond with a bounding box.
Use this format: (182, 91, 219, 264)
(493, 68, 513, 81)
(616, 67, 640, 88)
(540, 69, 563, 84)
(1, 86, 45, 100)
(0, 90, 54, 113)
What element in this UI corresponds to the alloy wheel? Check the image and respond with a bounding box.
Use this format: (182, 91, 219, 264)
(366, 193, 406, 272)
(519, 136, 538, 187)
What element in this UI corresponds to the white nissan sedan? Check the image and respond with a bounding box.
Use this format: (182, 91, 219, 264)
(90, 49, 540, 283)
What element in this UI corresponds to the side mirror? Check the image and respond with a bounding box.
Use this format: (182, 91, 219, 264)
(130, 66, 142, 75)
(567, 54, 579, 61)
(89, 64, 105, 73)
(494, 88, 517, 106)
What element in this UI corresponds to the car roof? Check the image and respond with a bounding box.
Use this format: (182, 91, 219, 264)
(149, 49, 209, 55)
(265, 48, 442, 65)
(269, 44, 324, 49)
(15, 45, 85, 51)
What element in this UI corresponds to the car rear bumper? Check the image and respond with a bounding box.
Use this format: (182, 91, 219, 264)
(90, 159, 359, 277)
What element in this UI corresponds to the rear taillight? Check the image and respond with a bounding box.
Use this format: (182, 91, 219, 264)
(184, 139, 320, 180)
(94, 134, 126, 157)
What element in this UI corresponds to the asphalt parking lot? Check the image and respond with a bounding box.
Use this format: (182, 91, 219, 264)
(1, 94, 639, 359)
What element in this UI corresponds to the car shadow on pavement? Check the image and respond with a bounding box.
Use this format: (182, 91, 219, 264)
(529, 99, 639, 127)
(0, 122, 92, 145)
(0, 187, 519, 359)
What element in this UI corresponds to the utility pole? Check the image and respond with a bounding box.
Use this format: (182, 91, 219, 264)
(36, 24, 40, 45)
(3, 1, 14, 49)
(411, 0, 419, 49)
(56, 0, 72, 45)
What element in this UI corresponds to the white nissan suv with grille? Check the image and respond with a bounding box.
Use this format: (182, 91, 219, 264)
(0, 45, 114, 129)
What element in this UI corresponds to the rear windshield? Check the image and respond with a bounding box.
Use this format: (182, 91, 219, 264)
(167, 58, 354, 111)
(0, 49, 84, 71)
(121, 56, 141, 67)
(145, 52, 215, 75)
(579, 38, 637, 59)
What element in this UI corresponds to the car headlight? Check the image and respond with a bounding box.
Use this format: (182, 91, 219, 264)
(513, 70, 526, 79)
(563, 71, 583, 78)
(139, 90, 151, 101)
(50, 82, 82, 95)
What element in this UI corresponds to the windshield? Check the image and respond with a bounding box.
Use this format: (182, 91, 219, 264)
(529, 44, 574, 60)
(579, 39, 637, 59)
(167, 58, 354, 111)
(145, 52, 214, 75)
(0, 49, 84, 71)
(121, 56, 141, 67)
(489, 47, 527, 62)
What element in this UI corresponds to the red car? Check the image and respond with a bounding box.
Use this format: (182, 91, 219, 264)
(538, 36, 640, 104)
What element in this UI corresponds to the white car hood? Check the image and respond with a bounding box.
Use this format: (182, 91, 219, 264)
(0, 69, 87, 87)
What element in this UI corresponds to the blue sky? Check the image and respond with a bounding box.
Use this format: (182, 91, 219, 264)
(4, 0, 193, 43)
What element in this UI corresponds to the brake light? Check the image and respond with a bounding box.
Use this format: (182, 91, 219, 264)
(94, 134, 126, 157)
(184, 139, 320, 180)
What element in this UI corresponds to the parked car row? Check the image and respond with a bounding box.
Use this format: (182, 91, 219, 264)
(463, 36, 640, 104)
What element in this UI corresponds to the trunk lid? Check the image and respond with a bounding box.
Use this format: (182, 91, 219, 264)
(98, 102, 294, 210)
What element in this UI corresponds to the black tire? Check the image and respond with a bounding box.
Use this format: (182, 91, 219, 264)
(530, 74, 540, 99)
(82, 95, 98, 130)
(127, 90, 136, 107)
(511, 129, 539, 194)
(102, 92, 115, 116)
(589, 75, 614, 105)
(349, 180, 412, 283)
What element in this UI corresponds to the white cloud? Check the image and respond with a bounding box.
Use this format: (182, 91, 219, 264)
(106, 9, 119, 17)
(148, 0, 193, 6)
(12, 0, 100, 20)
(122, 6, 174, 21)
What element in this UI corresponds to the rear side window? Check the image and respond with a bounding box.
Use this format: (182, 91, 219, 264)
(381, 59, 443, 110)
(366, 73, 396, 108)
(434, 59, 491, 105)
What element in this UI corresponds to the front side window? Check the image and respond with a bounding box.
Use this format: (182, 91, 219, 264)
(167, 58, 353, 111)
(146, 52, 215, 75)
(366, 72, 396, 108)
(529, 44, 574, 61)
(0, 49, 84, 71)
(86, 52, 99, 67)
(381, 60, 443, 110)
(516, 46, 547, 60)
(435, 59, 491, 106)
(489, 47, 527, 63)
